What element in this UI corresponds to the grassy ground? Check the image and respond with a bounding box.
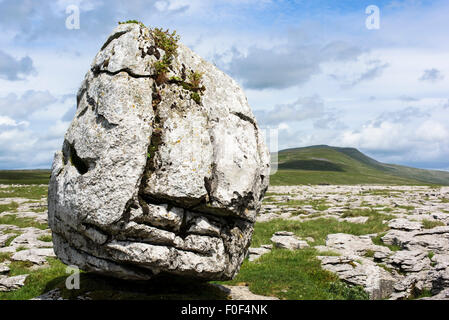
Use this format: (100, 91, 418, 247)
(213, 214, 398, 300)
(0, 258, 67, 300)
(274, 199, 330, 211)
(249, 214, 393, 247)
(217, 248, 368, 300)
(0, 201, 19, 213)
(0, 257, 230, 300)
(0, 214, 48, 230)
(0, 214, 377, 300)
(0, 170, 51, 185)
(0, 185, 48, 199)
(0, 171, 435, 300)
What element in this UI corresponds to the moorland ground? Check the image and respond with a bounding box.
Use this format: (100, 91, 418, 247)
(1, 170, 448, 300)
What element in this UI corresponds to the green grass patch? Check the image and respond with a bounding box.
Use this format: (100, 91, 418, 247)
(364, 249, 375, 258)
(37, 234, 52, 242)
(290, 210, 309, 216)
(0, 214, 48, 230)
(371, 233, 401, 252)
(340, 208, 378, 218)
(0, 201, 19, 213)
(217, 248, 368, 300)
(408, 288, 433, 300)
(265, 192, 292, 197)
(0, 258, 233, 300)
(377, 263, 394, 274)
(0, 252, 12, 263)
(0, 185, 48, 200)
(317, 250, 341, 256)
(4, 233, 20, 247)
(30, 205, 47, 213)
(397, 205, 415, 211)
(0, 170, 50, 185)
(422, 219, 446, 229)
(251, 215, 393, 248)
(277, 199, 329, 211)
(360, 189, 405, 196)
(0, 258, 67, 300)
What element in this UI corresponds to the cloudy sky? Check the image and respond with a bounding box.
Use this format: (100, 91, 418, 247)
(1, 0, 448, 170)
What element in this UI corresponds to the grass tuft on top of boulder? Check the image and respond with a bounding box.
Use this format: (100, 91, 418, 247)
(152, 27, 180, 60)
(151, 27, 180, 84)
(118, 20, 145, 28)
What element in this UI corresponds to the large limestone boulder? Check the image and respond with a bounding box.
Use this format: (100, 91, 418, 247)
(48, 23, 270, 280)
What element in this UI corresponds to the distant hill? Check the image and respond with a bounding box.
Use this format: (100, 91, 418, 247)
(270, 145, 449, 186)
(2, 146, 449, 186)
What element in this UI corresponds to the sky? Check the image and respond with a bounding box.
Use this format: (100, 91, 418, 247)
(0, 0, 448, 171)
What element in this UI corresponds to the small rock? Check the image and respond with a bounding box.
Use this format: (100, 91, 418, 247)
(0, 262, 10, 274)
(342, 216, 369, 224)
(32, 289, 65, 300)
(388, 218, 422, 231)
(388, 250, 429, 273)
(212, 284, 279, 300)
(11, 248, 56, 265)
(271, 232, 309, 250)
(247, 247, 271, 262)
(0, 274, 29, 292)
(274, 231, 294, 236)
(318, 255, 396, 300)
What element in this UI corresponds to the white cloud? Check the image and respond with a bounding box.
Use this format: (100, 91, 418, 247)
(0, 50, 36, 81)
(416, 121, 448, 141)
(255, 96, 328, 125)
(0, 90, 57, 120)
(419, 68, 444, 83)
(0, 115, 29, 127)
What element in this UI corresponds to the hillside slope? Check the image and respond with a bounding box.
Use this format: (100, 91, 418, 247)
(270, 145, 449, 186)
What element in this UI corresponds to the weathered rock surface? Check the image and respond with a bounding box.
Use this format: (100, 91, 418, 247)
(388, 218, 422, 231)
(0, 274, 28, 292)
(318, 255, 396, 300)
(48, 23, 270, 281)
(212, 284, 279, 300)
(11, 248, 56, 265)
(247, 245, 272, 262)
(271, 231, 309, 250)
(0, 262, 10, 274)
